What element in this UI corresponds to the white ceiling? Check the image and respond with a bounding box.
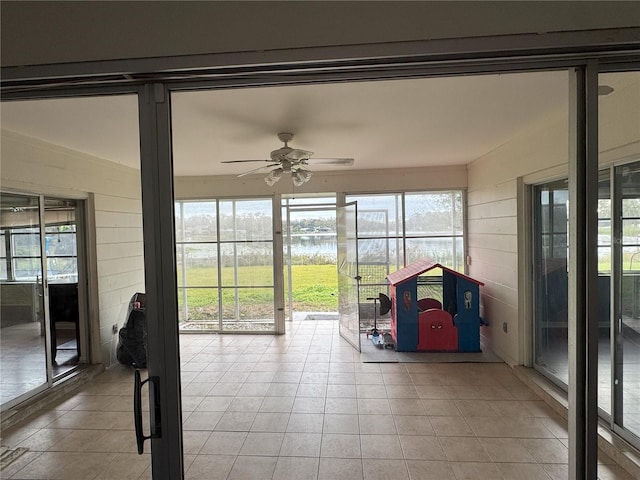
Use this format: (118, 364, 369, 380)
(1, 71, 571, 177)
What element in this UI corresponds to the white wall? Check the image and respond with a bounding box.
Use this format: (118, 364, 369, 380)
(1, 130, 145, 366)
(467, 111, 569, 365)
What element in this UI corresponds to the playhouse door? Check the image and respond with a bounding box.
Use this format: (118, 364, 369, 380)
(337, 202, 361, 351)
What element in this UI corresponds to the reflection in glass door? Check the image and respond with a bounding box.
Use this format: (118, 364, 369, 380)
(533, 181, 569, 384)
(1, 193, 84, 408)
(0, 193, 49, 406)
(613, 160, 640, 442)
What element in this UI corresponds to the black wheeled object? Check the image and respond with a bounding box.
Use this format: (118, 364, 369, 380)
(366, 293, 392, 349)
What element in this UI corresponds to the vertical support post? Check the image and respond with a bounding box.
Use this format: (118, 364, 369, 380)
(138, 83, 184, 479)
(568, 62, 599, 480)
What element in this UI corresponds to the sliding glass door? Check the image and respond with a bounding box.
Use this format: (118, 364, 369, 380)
(0, 193, 83, 408)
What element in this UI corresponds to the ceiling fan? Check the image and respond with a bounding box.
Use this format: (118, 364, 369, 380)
(221, 133, 354, 186)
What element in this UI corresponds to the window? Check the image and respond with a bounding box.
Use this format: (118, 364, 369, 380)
(175, 198, 275, 332)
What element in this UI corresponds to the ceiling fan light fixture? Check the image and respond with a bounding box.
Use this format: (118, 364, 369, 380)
(264, 167, 283, 186)
(292, 169, 313, 187)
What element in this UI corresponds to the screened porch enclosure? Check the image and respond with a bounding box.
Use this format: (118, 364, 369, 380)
(175, 198, 276, 332)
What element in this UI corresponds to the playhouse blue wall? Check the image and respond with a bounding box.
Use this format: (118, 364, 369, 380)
(454, 277, 481, 352)
(392, 279, 419, 352)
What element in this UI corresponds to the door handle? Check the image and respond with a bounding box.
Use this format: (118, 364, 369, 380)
(134, 369, 161, 454)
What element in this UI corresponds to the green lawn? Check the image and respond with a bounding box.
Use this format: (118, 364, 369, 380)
(178, 264, 338, 320)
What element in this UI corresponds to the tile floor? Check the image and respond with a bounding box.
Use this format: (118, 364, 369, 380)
(0, 319, 636, 479)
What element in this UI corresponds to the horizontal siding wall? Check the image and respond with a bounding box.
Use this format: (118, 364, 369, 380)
(467, 107, 570, 366)
(1, 130, 144, 367)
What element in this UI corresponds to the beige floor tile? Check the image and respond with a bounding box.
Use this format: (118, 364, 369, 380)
(182, 430, 212, 455)
(538, 416, 569, 439)
(323, 414, 360, 434)
(237, 382, 270, 396)
(455, 399, 500, 417)
(502, 418, 555, 438)
(497, 462, 552, 480)
(422, 399, 462, 416)
(357, 398, 391, 415)
(439, 436, 491, 462)
(320, 433, 361, 458)
(301, 372, 329, 384)
(239, 432, 284, 456)
(480, 437, 536, 463)
(207, 383, 243, 396)
(228, 396, 263, 413)
(444, 386, 479, 399)
(94, 452, 151, 480)
(386, 385, 419, 399)
(410, 374, 444, 387)
(273, 456, 319, 480)
(228, 455, 277, 480)
(519, 438, 568, 463)
(182, 382, 215, 397)
(389, 398, 425, 415)
(399, 435, 446, 461)
(382, 373, 413, 385)
(183, 411, 223, 430)
(287, 413, 324, 433)
(214, 411, 256, 431)
(359, 414, 397, 434)
(260, 396, 295, 412)
(0, 451, 42, 479)
(328, 373, 357, 385)
(200, 431, 247, 455)
(356, 384, 389, 399)
(318, 457, 363, 480)
(250, 412, 290, 432)
(394, 415, 435, 436)
(195, 396, 233, 412)
(330, 363, 357, 374)
(450, 461, 504, 480)
(356, 373, 385, 385)
(360, 434, 403, 459)
(362, 458, 409, 480)
(272, 371, 302, 383)
(325, 397, 358, 414)
(297, 383, 328, 397)
(292, 396, 326, 414)
(405, 460, 456, 480)
(429, 416, 474, 436)
(279, 432, 322, 457)
(181, 396, 205, 412)
(540, 463, 568, 480)
(327, 384, 357, 398)
(466, 416, 510, 437)
(17, 428, 75, 452)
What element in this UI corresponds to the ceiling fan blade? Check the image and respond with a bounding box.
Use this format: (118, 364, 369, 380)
(221, 159, 270, 164)
(308, 157, 354, 166)
(284, 148, 314, 161)
(237, 163, 280, 177)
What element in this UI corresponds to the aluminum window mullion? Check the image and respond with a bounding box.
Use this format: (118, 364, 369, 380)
(216, 200, 223, 331)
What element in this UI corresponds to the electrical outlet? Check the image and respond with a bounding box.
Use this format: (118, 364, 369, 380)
(112, 324, 118, 335)
(502, 322, 508, 333)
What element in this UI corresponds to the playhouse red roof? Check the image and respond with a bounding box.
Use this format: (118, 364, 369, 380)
(386, 259, 484, 286)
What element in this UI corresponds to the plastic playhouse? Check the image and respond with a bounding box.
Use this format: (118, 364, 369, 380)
(386, 259, 485, 352)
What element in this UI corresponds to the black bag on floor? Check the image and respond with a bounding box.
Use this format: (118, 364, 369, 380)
(116, 293, 147, 368)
